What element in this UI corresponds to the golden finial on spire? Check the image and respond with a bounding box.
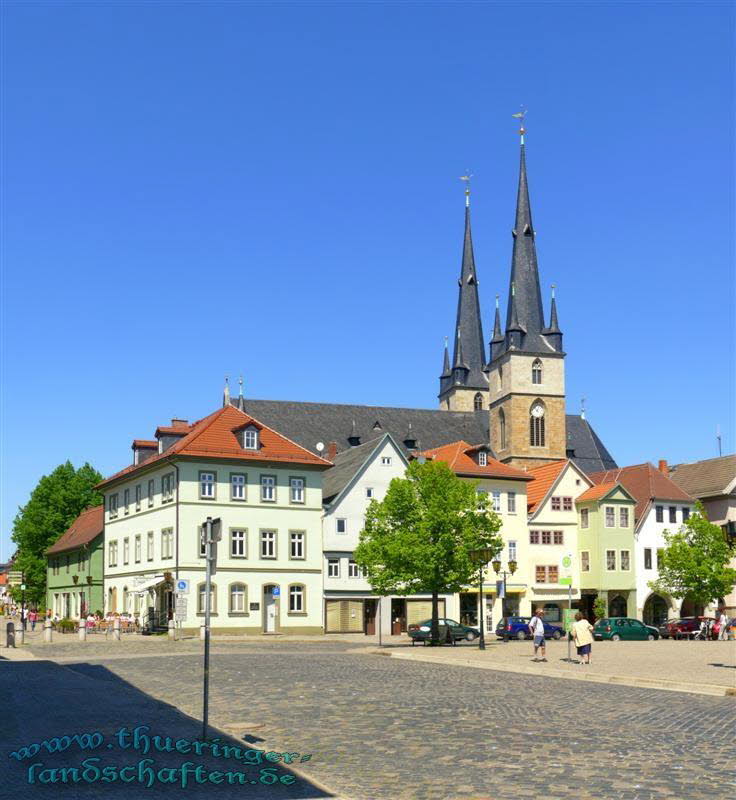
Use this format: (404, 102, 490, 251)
(459, 171, 473, 207)
(512, 106, 527, 144)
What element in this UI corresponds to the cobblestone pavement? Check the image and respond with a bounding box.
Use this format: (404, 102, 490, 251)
(24, 641, 735, 800)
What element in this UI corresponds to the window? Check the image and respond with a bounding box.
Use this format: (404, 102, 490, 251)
(619, 507, 629, 528)
(532, 359, 542, 385)
(605, 506, 615, 527)
(200, 471, 216, 499)
(123, 489, 130, 515)
(473, 392, 483, 411)
(108, 541, 118, 567)
(161, 528, 173, 560)
(508, 540, 517, 561)
(147, 531, 154, 561)
(553, 531, 564, 545)
(656, 548, 664, 569)
(606, 550, 616, 570)
(244, 428, 259, 450)
(478, 451, 487, 466)
(162, 473, 174, 503)
(581, 551, 590, 572)
(682, 507, 690, 521)
(147, 479, 155, 507)
(348, 560, 361, 578)
(535, 565, 558, 583)
(491, 491, 501, 512)
(109, 494, 119, 519)
(580, 508, 589, 529)
(260, 475, 276, 502)
(123, 538, 129, 565)
(288, 585, 305, 613)
(655, 505, 664, 523)
(289, 477, 305, 504)
(381, 456, 392, 466)
(365, 487, 374, 499)
(551, 497, 561, 511)
(562, 497, 573, 512)
(135, 485, 142, 511)
(197, 583, 217, 614)
(134, 535, 141, 563)
(644, 548, 652, 569)
(529, 531, 540, 544)
(499, 408, 507, 450)
(336, 518, 347, 534)
(507, 491, 516, 513)
(620, 550, 630, 571)
(290, 531, 305, 560)
(231, 529, 247, 558)
(542, 531, 552, 545)
(231, 473, 246, 501)
(229, 583, 247, 614)
(260, 530, 276, 559)
(668, 506, 677, 523)
(327, 558, 340, 578)
(530, 402, 545, 447)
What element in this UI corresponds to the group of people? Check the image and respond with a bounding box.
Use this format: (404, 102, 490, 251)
(3, 606, 40, 631)
(527, 608, 596, 665)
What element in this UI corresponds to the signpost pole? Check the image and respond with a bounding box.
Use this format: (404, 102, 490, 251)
(567, 580, 572, 663)
(378, 598, 382, 648)
(202, 517, 212, 741)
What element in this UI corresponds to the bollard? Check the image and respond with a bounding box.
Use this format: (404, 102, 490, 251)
(79, 620, 87, 641)
(5, 621, 15, 648)
(113, 617, 121, 641)
(168, 619, 176, 639)
(43, 619, 52, 643)
(200, 624, 206, 641)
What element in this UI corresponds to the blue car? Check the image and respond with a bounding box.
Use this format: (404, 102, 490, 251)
(495, 616, 564, 641)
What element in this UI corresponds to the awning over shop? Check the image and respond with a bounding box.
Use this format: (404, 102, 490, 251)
(132, 575, 166, 594)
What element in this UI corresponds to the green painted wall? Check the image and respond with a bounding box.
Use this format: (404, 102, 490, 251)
(46, 535, 104, 617)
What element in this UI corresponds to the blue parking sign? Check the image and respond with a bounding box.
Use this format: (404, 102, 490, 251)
(272, 587, 280, 597)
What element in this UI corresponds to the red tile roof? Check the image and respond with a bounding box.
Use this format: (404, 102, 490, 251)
(526, 460, 569, 513)
(46, 506, 104, 555)
(418, 441, 533, 482)
(132, 439, 158, 449)
(99, 406, 333, 488)
(588, 463, 694, 522)
(576, 482, 620, 503)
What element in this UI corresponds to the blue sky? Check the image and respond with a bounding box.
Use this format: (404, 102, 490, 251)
(1, 2, 734, 557)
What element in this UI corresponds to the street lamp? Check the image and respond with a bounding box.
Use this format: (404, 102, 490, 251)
(470, 547, 496, 650)
(493, 558, 518, 642)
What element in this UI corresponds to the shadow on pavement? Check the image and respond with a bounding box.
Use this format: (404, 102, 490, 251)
(0, 659, 334, 800)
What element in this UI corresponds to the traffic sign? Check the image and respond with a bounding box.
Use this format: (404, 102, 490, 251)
(559, 577, 572, 586)
(176, 579, 190, 593)
(175, 597, 188, 621)
(272, 587, 280, 597)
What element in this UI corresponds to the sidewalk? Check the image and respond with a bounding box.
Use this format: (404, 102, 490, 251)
(382, 638, 736, 696)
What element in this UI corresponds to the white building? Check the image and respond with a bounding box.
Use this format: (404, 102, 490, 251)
(99, 405, 331, 634)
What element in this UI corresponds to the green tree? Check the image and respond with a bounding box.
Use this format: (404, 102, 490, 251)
(648, 503, 736, 610)
(593, 596, 607, 621)
(10, 461, 103, 606)
(354, 459, 503, 644)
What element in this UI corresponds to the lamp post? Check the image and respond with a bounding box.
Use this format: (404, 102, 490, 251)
(470, 547, 496, 650)
(492, 558, 518, 642)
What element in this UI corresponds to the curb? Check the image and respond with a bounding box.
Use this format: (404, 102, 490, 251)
(379, 649, 735, 697)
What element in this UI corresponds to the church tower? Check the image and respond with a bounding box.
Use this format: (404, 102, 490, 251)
(487, 121, 566, 467)
(438, 180, 489, 412)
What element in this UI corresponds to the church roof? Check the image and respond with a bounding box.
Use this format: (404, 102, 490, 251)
(565, 415, 618, 474)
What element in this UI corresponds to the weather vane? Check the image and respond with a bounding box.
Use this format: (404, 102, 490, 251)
(512, 106, 527, 142)
(459, 171, 473, 206)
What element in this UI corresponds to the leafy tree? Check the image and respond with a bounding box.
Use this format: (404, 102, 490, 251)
(354, 459, 503, 644)
(648, 503, 736, 610)
(10, 461, 103, 606)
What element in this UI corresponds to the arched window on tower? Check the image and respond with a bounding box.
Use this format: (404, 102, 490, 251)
(473, 393, 483, 412)
(530, 401, 546, 447)
(499, 409, 507, 450)
(532, 359, 543, 385)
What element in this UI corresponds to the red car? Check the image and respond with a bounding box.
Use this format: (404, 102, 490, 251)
(666, 617, 717, 639)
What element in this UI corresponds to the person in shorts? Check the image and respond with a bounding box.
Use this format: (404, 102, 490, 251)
(572, 611, 594, 664)
(528, 608, 547, 662)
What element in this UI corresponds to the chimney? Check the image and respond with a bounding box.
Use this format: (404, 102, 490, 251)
(171, 418, 189, 429)
(327, 442, 338, 461)
(658, 459, 668, 475)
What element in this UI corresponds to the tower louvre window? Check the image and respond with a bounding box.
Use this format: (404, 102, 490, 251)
(499, 409, 507, 450)
(530, 402, 546, 447)
(473, 393, 483, 412)
(532, 359, 543, 385)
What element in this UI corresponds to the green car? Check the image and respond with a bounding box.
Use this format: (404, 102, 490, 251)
(594, 617, 660, 641)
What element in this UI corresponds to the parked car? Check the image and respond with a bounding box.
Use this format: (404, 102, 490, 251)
(594, 617, 659, 641)
(665, 617, 717, 639)
(658, 618, 679, 639)
(495, 616, 564, 641)
(408, 618, 480, 643)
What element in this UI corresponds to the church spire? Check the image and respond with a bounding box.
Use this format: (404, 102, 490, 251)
(489, 294, 506, 362)
(542, 284, 563, 351)
(445, 174, 487, 392)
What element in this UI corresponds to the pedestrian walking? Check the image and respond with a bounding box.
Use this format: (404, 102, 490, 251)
(528, 608, 547, 662)
(20, 606, 28, 631)
(717, 608, 729, 641)
(28, 609, 38, 632)
(572, 611, 594, 665)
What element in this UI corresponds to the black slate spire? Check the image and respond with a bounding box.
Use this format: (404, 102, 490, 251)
(439, 338, 452, 394)
(448, 191, 487, 388)
(542, 284, 563, 350)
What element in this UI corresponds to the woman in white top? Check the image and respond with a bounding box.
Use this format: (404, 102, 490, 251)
(572, 612, 594, 665)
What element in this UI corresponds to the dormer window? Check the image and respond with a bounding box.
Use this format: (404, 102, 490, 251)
(478, 451, 487, 467)
(244, 428, 259, 450)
